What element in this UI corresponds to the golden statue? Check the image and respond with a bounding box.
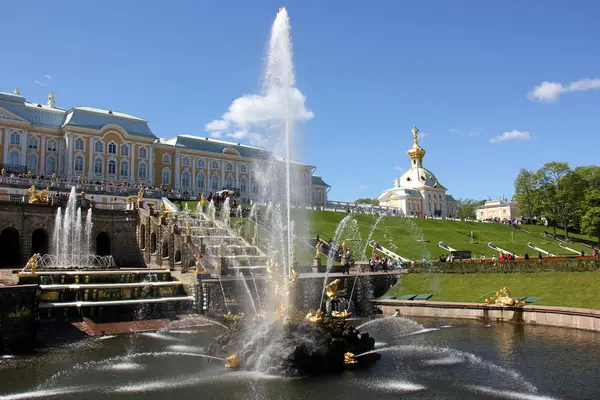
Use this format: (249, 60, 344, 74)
(1, 168, 5, 176)
(411, 126, 420, 144)
(331, 310, 351, 319)
(305, 309, 324, 323)
(225, 354, 240, 369)
(289, 268, 299, 289)
(186, 221, 191, 237)
(223, 311, 245, 321)
(27, 186, 49, 204)
(484, 287, 525, 307)
(325, 279, 346, 300)
(344, 352, 358, 365)
(24, 253, 41, 273)
(315, 241, 321, 258)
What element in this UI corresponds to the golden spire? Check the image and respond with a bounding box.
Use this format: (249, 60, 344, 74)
(407, 125, 426, 164)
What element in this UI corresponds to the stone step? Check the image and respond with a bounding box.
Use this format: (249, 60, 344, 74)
(38, 295, 195, 308)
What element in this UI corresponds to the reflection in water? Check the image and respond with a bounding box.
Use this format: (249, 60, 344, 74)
(0, 318, 598, 399)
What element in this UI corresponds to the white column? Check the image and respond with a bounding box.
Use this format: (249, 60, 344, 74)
(148, 145, 154, 185)
(39, 136, 46, 175)
(2, 129, 9, 162)
(129, 143, 135, 183)
(88, 138, 95, 180)
(174, 152, 181, 189)
(20, 130, 29, 166)
(65, 133, 73, 177)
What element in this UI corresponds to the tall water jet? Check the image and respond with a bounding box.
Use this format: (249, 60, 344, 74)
(85, 209, 93, 256)
(52, 208, 62, 256)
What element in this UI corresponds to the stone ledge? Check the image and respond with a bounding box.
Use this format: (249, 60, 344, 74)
(373, 299, 600, 332)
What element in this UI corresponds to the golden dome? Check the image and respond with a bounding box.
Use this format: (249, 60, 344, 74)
(406, 126, 426, 160)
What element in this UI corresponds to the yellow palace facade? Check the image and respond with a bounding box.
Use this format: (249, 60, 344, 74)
(0, 89, 329, 206)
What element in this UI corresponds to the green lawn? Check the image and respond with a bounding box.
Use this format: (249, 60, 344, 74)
(385, 272, 600, 309)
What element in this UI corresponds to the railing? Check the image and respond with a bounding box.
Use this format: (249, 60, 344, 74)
(93, 202, 129, 211)
(0, 193, 26, 204)
(0, 163, 27, 174)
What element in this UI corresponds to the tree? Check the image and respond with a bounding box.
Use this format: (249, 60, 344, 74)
(456, 199, 485, 220)
(580, 188, 600, 245)
(355, 198, 379, 206)
(514, 169, 540, 218)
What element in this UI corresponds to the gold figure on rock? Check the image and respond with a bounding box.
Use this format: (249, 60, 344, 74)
(305, 310, 324, 323)
(484, 287, 525, 307)
(225, 354, 241, 369)
(325, 279, 347, 300)
(344, 352, 358, 365)
(223, 311, 245, 321)
(27, 186, 49, 204)
(331, 310, 352, 319)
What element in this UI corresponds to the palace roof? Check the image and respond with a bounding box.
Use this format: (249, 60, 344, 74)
(0, 92, 66, 129)
(312, 175, 330, 187)
(161, 135, 272, 159)
(63, 107, 156, 139)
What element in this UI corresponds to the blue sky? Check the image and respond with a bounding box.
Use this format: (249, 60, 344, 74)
(2, 1, 599, 202)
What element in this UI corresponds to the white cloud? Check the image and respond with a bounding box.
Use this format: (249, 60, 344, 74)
(205, 119, 230, 132)
(359, 185, 368, 191)
(393, 165, 404, 172)
(44, 74, 52, 80)
(489, 130, 533, 144)
(204, 86, 313, 147)
(248, 132, 269, 147)
(33, 80, 48, 87)
(210, 131, 223, 139)
(528, 78, 600, 103)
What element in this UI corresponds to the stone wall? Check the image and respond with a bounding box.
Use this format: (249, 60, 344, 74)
(0, 203, 144, 268)
(0, 284, 38, 350)
(375, 299, 600, 332)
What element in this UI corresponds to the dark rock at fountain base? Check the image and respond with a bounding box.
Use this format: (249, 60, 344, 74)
(208, 317, 380, 377)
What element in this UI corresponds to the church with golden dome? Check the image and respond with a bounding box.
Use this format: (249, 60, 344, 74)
(378, 126, 457, 218)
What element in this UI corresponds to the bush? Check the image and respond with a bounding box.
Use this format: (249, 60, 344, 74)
(406, 259, 600, 274)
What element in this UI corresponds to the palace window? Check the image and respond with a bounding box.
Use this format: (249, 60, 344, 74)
(317, 190, 322, 201)
(108, 142, 117, 155)
(47, 139, 57, 152)
(303, 172, 309, 182)
(240, 178, 247, 193)
(8, 151, 19, 166)
(120, 160, 128, 177)
(28, 137, 38, 149)
(46, 157, 56, 173)
(240, 165, 247, 173)
(197, 173, 206, 188)
(226, 163, 233, 172)
(211, 175, 219, 190)
(121, 144, 129, 157)
(74, 156, 84, 173)
(312, 190, 315, 201)
(95, 141, 104, 153)
(211, 161, 219, 169)
(181, 171, 190, 187)
(94, 158, 103, 174)
(197, 159, 205, 168)
(74, 138, 84, 151)
(225, 176, 233, 189)
(162, 168, 171, 185)
(182, 156, 189, 166)
(27, 154, 37, 171)
(108, 160, 116, 175)
(162, 153, 171, 164)
(139, 147, 147, 159)
(10, 133, 20, 145)
(138, 163, 147, 179)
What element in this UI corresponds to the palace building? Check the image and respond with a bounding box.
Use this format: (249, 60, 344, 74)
(378, 126, 457, 218)
(0, 89, 330, 206)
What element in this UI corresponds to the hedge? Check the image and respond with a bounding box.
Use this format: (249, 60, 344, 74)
(405, 258, 600, 274)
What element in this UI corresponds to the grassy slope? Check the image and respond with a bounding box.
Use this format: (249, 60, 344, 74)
(385, 272, 600, 310)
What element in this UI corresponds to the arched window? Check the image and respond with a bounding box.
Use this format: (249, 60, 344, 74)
(95, 141, 103, 153)
(197, 159, 205, 168)
(240, 178, 247, 193)
(8, 151, 18, 166)
(226, 163, 233, 172)
(182, 156, 189, 166)
(225, 176, 233, 189)
(162, 153, 171, 164)
(74, 138, 84, 151)
(27, 154, 37, 171)
(211, 175, 219, 190)
(240, 165, 247, 173)
(10, 133, 20, 145)
(181, 171, 190, 187)
(120, 160, 128, 177)
(94, 158, 103, 174)
(303, 172, 309, 182)
(138, 163, 147, 179)
(197, 173, 205, 188)
(74, 156, 84, 173)
(139, 146, 147, 159)
(211, 161, 219, 169)
(47, 139, 56, 152)
(108, 159, 116, 175)
(28, 137, 38, 149)
(162, 168, 171, 185)
(108, 142, 117, 155)
(46, 156, 56, 173)
(120, 144, 129, 156)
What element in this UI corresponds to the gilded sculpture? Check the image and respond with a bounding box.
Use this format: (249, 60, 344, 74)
(325, 279, 346, 300)
(484, 287, 525, 307)
(344, 352, 358, 365)
(27, 186, 49, 204)
(225, 354, 241, 369)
